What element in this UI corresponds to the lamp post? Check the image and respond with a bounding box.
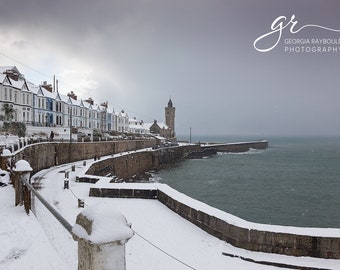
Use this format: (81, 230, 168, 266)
(69, 106, 73, 162)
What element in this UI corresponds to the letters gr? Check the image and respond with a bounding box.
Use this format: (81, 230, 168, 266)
(253, 15, 340, 52)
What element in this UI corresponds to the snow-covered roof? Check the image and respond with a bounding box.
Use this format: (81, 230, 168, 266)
(0, 66, 17, 73)
(0, 66, 24, 80)
(0, 74, 10, 85)
(39, 87, 57, 99)
(0, 66, 21, 74)
(8, 77, 28, 91)
(27, 81, 39, 93)
(119, 110, 128, 118)
(71, 98, 83, 107)
(158, 122, 168, 129)
(59, 93, 71, 103)
(141, 122, 153, 130)
(83, 100, 93, 109)
(129, 118, 138, 124)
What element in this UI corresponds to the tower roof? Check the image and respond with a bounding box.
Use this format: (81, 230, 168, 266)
(167, 98, 173, 107)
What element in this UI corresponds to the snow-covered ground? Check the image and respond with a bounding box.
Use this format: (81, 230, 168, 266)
(1, 152, 340, 269)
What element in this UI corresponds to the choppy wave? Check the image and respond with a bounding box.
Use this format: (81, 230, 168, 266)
(217, 148, 265, 155)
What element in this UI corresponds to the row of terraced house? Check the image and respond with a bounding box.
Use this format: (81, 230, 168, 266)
(0, 66, 175, 139)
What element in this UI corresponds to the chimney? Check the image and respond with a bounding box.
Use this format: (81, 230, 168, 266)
(100, 101, 108, 108)
(41, 81, 53, 92)
(53, 75, 55, 92)
(3, 70, 19, 81)
(85, 97, 94, 105)
(67, 91, 77, 100)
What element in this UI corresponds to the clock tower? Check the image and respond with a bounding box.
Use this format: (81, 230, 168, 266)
(165, 98, 175, 139)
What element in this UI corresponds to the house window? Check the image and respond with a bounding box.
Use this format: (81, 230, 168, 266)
(9, 89, 12, 101)
(4, 88, 7, 100)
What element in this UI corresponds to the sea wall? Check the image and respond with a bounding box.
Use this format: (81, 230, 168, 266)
(7, 139, 156, 174)
(85, 144, 201, 179)
(202, 140, 268, 152)
(88, 185, 340, 259)
(156, 189, 340, 259)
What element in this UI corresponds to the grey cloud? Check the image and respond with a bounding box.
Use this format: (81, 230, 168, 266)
(1, 0, 340, 136)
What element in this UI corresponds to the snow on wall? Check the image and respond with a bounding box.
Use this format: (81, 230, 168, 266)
(88, 183, 340, 259)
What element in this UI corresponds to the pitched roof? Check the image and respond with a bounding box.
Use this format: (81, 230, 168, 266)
(0, 74, 11, 86)
(8, 77, 29, 91)
(0, 66, 24, 79)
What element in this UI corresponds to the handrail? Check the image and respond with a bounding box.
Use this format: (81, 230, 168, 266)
(21, 177, 73, 234)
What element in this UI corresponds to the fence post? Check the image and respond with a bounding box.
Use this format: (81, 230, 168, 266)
(0, 144, 7, 170)
(72, 204, 134, 270)
(12, 160, 33, 210)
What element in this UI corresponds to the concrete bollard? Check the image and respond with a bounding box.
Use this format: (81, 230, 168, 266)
(64, 179, 69, 189)
(78, 198, 85, 208)
(72, 204, 134, 270)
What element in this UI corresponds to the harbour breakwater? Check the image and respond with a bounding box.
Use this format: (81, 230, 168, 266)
(84, 140, 269, 179)
(201, 140, 269, 152)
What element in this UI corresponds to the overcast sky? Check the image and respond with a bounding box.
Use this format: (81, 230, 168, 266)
(1, 0, 340, 138)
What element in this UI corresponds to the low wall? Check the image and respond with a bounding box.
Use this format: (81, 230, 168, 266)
(157, 189, 340, 259)
(88, 186, 340, 260)
(7, 139, 156, 174)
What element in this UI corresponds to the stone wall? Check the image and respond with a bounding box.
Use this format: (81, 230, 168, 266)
(88, 186, 340, 259)
(202, 140, 268, 153)
(157, 190, 340, 259)
(85, 144, 201, 179)
(9, 139, 156, 174)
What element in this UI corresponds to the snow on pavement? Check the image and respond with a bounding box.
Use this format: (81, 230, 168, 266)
(0, 186, 68, 270)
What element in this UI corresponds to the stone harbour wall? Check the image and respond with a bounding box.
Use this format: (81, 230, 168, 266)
(202, 140, 268, 153)
(9, 139, 156, 174)
(85, 144, 201, 179)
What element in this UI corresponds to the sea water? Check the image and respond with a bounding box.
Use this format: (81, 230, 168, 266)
(154, 136, 340, 228)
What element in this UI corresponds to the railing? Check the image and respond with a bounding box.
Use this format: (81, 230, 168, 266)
(15, 166, 132, 270)
(21, 176, 73, 233)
